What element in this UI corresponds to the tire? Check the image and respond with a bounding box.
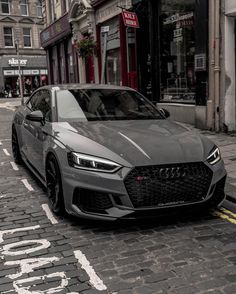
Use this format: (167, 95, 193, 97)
(12, 125, 22, 164)
(46, 154, 65, 215)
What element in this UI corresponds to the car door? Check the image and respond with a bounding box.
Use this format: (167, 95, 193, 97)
(22, 89, 52, 178)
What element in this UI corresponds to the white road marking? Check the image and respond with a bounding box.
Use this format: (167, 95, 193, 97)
(42, 204, 58, 225)
(10, 161, 19, 171)
(21, 179, 34, 191)
(74, 250, 107, 291)
(0, 225, 40, 243)
(13, 272, 69, 294)
(2, 239, 51, 256)
(3, 149, 10, 156)
(6, 257, 60, 279)
(0, 141, 2, 145)
(0, 194, 7, 199)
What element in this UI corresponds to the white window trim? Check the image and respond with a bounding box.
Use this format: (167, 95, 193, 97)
(1, 0, 11, 15)
(37, 3, 43, 18)
(20, 0, 28, 16)
(23, 28, 32, 48)
(4, 27, 14, 48)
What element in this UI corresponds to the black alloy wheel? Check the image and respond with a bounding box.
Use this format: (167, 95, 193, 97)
(12, 125, 22, 164)
(46, 154, 65, 215)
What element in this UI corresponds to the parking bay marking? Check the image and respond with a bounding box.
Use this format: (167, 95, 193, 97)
(41, 204, 58, 224)
(21, 179, 34, 191)
(10, 161, 19, 171)
(3, 148, 10, 156)
(74, 250, 107, 291)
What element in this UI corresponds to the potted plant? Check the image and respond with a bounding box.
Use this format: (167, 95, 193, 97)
(74, 36, 97, 59)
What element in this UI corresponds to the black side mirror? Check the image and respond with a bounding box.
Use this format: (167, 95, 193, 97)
(159, 108, 170, 118)
(26, 110, 44, 124)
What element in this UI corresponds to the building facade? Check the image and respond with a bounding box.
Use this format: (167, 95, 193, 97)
(42, 0, 233, 131)
(0, 0, 48, 97)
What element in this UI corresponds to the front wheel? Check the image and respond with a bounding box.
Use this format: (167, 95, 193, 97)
(12, 125, 22, 164)
(46, 154, 65, 215)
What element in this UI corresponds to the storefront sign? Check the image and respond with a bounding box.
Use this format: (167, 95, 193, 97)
(101, 26, 110, 33)
(8, 58, 27, 67)
(40, 13, 71, 48)
(164, 12, 194, 26)
(95, 0, 132, 24)
(122, 11, 139, 28)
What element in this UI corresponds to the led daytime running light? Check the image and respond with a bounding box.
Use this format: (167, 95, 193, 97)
(207, 147, 221, 165)
(70, 152, 121, 173)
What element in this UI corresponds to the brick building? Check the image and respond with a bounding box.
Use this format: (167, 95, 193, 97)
(0, 0, 48, 97)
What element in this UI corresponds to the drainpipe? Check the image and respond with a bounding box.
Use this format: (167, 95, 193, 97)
(208, 0, 215, 130)
(214, 0, 221, 132)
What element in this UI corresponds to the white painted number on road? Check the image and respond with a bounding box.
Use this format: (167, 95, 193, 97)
(41, 204, 58, 224)
(21, 179, 34, 191)
(10, 161, 19, 171)
(3, 148, 10, 156)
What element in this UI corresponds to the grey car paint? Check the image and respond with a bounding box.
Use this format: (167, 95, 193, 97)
(12, 84, 227, 220)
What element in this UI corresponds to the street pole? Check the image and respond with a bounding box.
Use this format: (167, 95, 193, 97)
(15, 39, 24, 105)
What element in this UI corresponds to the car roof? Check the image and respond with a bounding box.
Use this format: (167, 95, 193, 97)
(38, 84, 135, 92)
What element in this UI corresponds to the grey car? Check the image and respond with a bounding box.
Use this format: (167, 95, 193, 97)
(12, 84, 226, 220)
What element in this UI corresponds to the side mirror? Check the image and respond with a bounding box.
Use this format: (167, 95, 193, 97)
(26, 110, 44, 123)
(159, 108, 170, 118)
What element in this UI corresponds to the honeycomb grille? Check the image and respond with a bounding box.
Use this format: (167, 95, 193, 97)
(73, 188, 113, 214)
(124, 162, 213, 208)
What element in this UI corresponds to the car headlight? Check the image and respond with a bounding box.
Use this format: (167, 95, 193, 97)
(68, 152, 122, 173)
(207, 146, 221, 165)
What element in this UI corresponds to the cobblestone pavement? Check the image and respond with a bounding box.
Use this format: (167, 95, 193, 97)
(2, 100, 236, 294)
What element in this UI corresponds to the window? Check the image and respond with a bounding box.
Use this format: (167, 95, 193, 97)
(20, 0, 28, 16)
(37, 0, 42, 17)
(27, 90, 52, 121)
(1, 0, 10, 14)
(23, 28, 32, 47)
(160, 0, 196, 103)
(4, 27, 13, 47)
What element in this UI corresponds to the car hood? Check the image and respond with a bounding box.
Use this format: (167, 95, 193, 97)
(52, 120, 214, 167)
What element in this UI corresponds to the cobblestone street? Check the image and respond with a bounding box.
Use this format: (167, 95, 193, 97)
(2, 100, 236, 294)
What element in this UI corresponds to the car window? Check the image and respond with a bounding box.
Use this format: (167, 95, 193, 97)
(27, 90, 52, 122)
(56, 89, 164, 122)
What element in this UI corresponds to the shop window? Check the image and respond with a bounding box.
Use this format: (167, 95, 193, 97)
(20, 0, 28, 16)
(1, 0, 10, 14)
(4, 27, 13, 47)
(37, 0, 42, 18)
(160, 0, 195, 103)
(100, 17, 121, 86)
(23, 28, 32, 47)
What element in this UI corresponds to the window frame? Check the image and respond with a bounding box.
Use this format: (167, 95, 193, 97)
(26, 89, 52, 122)
(37, 0, 42, 18)
(3, 26, 14, 47)
(23, 27, 32, 48)
(1, 0, 10, 14)
(20, 0, 28, 16)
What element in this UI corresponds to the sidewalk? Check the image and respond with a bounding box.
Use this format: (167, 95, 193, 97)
(182, 123, 236, 202)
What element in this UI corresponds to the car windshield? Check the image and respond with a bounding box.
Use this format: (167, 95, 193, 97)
(56, 88, 164, 122)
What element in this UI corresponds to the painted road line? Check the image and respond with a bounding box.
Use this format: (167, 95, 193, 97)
(0, 194, 7, 199)
(212, 210, 236, 225)
(3, 149, 10, 156)
(21, 179, 34, 192)
(41, 204, 58, 225)
(220, 207, 236, 219)
(10, 161, 19, 171)
(74, 250, 107, 291)
(0, 141, 2, 145)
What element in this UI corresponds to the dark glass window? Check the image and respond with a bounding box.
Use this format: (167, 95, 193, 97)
(1, 0, 10, 14)
(20, 0, 28, 16)
(37, 0, 42, 17)
(4, 27, 13, 47)
(23, 28, 32, 47)
(160, 0, 195, 103)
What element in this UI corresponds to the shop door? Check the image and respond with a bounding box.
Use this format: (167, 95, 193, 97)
(86, 56, 95, 83)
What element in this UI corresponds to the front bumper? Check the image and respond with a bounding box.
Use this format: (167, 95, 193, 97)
(61, 160, 227, 221)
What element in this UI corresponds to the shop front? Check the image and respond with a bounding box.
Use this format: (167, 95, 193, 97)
(133, 0, 209, 127)
(0, 56, 48, 98)
(40, 13, 78, 85)
(94, 0, 138, 88)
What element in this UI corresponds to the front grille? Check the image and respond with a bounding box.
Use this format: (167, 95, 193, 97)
(73, 188, 113, 214)
(124, 162, 213, 208)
